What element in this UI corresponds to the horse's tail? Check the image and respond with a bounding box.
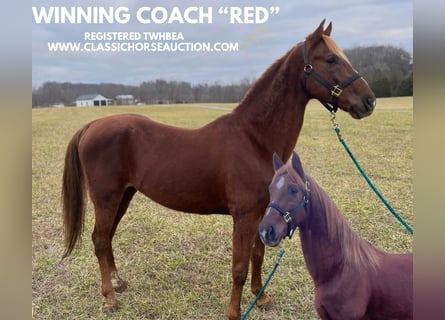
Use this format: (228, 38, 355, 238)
(61, 124, 90, 258)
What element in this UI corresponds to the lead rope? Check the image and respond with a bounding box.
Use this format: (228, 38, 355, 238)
(330, 112, 413, 234)
(241, 247, 285, 320)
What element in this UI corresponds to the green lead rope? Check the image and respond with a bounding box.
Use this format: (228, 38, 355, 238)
(331, 113, 413, 234)
(241, 247, 285, 320)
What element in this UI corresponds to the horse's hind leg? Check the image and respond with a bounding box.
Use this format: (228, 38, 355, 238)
(91, 187, 134, 312)
(109, 187, 136, 293)
(92, 209, 118, 311)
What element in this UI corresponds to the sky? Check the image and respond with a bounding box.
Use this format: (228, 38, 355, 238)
(31, 0, 413, 88)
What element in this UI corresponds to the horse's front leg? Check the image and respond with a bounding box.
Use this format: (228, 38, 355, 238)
(250, 232, 272, 307)
(227, 212, 259, 320)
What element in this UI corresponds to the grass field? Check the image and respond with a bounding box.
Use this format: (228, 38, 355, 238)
(32, 97, 413, 319)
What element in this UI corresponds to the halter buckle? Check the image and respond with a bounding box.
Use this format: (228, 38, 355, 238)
(331, 85, 343, 98)
(283, 212, 292, 223)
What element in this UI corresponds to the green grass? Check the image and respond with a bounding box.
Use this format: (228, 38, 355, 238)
(32, 97, 413, 319)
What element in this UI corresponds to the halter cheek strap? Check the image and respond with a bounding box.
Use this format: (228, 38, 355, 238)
(266, 180, 310, 239)
(301, 41, 362, 114)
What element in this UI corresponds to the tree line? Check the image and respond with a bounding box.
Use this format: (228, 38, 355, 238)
(344, 45, 412, 97)
(32, 45, 412, 107)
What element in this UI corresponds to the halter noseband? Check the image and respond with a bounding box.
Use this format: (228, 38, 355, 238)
(301, 41, 362, 113)
(267, 180, 310, 239)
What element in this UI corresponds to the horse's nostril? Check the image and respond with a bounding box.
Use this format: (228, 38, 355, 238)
(266, 225, 275, 241)
(364, 96, 375, 111)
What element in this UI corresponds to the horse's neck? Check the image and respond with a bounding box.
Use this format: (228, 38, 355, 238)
(233, 47, 309, 159)
(298, 179, 347, 284)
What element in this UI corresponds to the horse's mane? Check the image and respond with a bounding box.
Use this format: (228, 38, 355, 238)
(235, 46, 297, 118)
(238, 49, 290, 105)
(306, 175, 381, 270)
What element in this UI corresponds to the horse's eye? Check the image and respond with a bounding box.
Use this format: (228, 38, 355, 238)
(288, 185, 298, 195)
(326, 55, 338, 64)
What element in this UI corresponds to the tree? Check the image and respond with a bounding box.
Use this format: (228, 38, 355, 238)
(345, 45, 412, 97)
(397, 72, 413, 96)
(371, 77, 391, 98)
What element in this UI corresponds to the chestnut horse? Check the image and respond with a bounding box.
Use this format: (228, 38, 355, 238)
(61, 20, 375, 319)
(259, 152, 413, 319)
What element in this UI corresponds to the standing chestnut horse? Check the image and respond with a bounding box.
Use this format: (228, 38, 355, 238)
(259, 152, 413, 319)
(62, 20, 375, 319)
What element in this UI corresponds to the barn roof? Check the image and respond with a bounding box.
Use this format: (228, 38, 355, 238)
(76, 94, 106, 100)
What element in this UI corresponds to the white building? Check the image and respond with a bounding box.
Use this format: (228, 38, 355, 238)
(115, 94, 135, 105)
(75, 94, 111, 107)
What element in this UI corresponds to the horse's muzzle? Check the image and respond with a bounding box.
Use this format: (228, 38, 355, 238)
(259, 224, 282, 247)
(350, 95, 376, 119)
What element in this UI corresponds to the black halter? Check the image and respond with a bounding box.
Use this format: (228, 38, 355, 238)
(301, 41, 362, 113)
(266, 180, 310, 239)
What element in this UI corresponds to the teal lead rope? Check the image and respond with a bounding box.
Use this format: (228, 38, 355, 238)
(241, 247, 285, 320)
(330, 112, 413, 234)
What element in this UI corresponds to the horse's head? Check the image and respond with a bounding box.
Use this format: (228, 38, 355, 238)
(300, 20, 376, 119)
(259, 152, 310, 247)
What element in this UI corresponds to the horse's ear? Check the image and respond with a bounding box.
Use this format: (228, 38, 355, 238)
(306, 19, 326, 46)
(273, 152, 284, 172)
(310, 19, 326, 40)
(324, 21, 332, 36)
(291, 152, 306, 179)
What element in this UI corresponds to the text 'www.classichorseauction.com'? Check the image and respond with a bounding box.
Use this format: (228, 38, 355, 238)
(47, 32, 240, 53)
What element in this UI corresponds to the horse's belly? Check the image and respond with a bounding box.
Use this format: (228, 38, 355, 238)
(138, 186, 229, 215)
(134, 165, 229, 215)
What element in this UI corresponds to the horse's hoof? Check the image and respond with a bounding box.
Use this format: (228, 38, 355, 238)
(226, 307, 240, 320)
(102, 300, 120, 314)
(227, 313, 240, 320)
(256, 292, 273, 310)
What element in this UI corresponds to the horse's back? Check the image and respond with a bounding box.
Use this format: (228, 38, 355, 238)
(79, 113, 195, 157)
(80, 113, 181, 140)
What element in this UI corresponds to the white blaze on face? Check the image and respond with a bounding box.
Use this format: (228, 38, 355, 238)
(276, 176, 285, 189)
